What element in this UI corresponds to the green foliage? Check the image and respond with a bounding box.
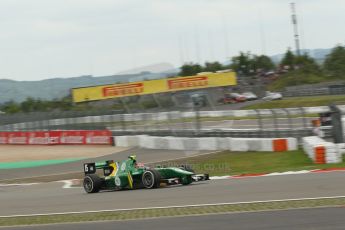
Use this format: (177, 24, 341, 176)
(324, 45, 345, 78)
(280, 49, 295, 67)
(280, 49, 320, 70)
(230, 52, 253, 75)
(0, 101, 21, 114)
(230, 52, 275, 75)
(203, 62, 224, 72)
(271, 54, 325, 90)
(179, 63, 203, 76)
(178, 61, 229, 76)
(252, 55, 275, 72)
(295, 54, 320, 71)
(0, 97, 74, 114)
(270, 50, 328, 90)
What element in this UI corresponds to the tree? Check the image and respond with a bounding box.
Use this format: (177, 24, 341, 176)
(280, 49, 295, 68)
(324, 45, 345, 78)
(230, 52, 274, 75)
(294, 54, 320, 73)
(230, 52, 253, 75)
(203, 62, 224, 72)
(179, 63, 203, 76)
(252, 55, 275, 72)
(20, 97, 36, 112)
(0, 101, 21, 114)
(270, 53, 324, 90)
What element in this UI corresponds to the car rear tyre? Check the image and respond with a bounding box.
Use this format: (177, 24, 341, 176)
(83, 174, 102, 193)
(142, 169, 161, 189)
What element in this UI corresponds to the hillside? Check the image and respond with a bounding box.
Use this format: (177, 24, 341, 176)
(0, 72, 176, 103)
(270, 48, 332, 64)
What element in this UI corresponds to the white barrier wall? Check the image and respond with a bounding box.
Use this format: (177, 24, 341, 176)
(113, 135, 297, 152)
(302, 136, 342, 163)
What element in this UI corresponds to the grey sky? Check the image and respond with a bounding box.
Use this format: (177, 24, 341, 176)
(0, 0, 344, 81)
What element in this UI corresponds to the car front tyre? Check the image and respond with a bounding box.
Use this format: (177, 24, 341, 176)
(142, 169, 161, 189)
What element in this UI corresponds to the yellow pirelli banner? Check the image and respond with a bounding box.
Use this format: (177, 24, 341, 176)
(72, 72, 237, 103)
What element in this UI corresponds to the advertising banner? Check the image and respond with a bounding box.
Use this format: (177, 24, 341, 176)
(27, 131, 51, 145)
(0, 130, 112, 145)
(0, 132, 8, 144)
(7, 132, 28, 144)
(59, 130, 85, 144)
(84, 130, 112, 144)
(48, 131, 62, 145)
(72, 72, 237, 103)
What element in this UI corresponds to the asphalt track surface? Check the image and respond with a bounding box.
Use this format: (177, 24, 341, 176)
(1, 171, 345, 216)
(0, 148, 208, 181)
(2, 207, 345, 230)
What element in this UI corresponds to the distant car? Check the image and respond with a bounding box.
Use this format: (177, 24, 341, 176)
(262, 91, 282, 101)
(229, 93, 246, 102)
(218, 93, 246, 104)
(218, 94, 235, 104)
(242, 92, 258, 101)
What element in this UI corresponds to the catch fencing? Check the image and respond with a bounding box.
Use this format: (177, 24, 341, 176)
(0, 106, 335, 139)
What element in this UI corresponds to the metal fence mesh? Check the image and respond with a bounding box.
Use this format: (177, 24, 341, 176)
(0, 106, 329, 138)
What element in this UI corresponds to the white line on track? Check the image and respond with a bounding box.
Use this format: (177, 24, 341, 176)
(60, 179, 81, 189)
(1, 195, 345, 219)
(0, 183, 39, 187)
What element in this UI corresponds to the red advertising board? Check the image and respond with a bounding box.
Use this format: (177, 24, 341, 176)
(84, 130, 112, 144)
(27, 131, 51, 145)
(59, 130, 85, 144)
(0, 130, 112, 145)
(7, 132, 28, 144)
(0, 132, 8, 144)
(48, 131, 62, 145)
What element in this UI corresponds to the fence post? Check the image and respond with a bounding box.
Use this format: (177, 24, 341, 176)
(270, 109, 279, 137)
(283, 108, 293, 137)
(255, 109, 263, 137)
(120, 113, 126, 132)
(329, 104, 344, 143)
(195, 106, 201, 135)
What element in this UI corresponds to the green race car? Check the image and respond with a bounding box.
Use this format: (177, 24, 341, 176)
(83, 156, 209, 193)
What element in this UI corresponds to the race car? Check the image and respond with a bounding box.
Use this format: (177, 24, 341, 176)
(83, 156, 209, 193)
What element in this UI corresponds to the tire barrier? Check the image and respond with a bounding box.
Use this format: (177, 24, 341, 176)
(0, 130, 112, 145)
(302, 136, 343, 164)
(113, 135, 298, 152)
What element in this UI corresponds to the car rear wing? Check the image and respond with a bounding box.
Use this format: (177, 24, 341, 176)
(84, 160, 114, 175)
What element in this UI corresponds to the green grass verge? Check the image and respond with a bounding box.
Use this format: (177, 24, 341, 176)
(154, 150, 345, 176)
(1, 197, 345, 226)
(243, 95, 345, 110)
